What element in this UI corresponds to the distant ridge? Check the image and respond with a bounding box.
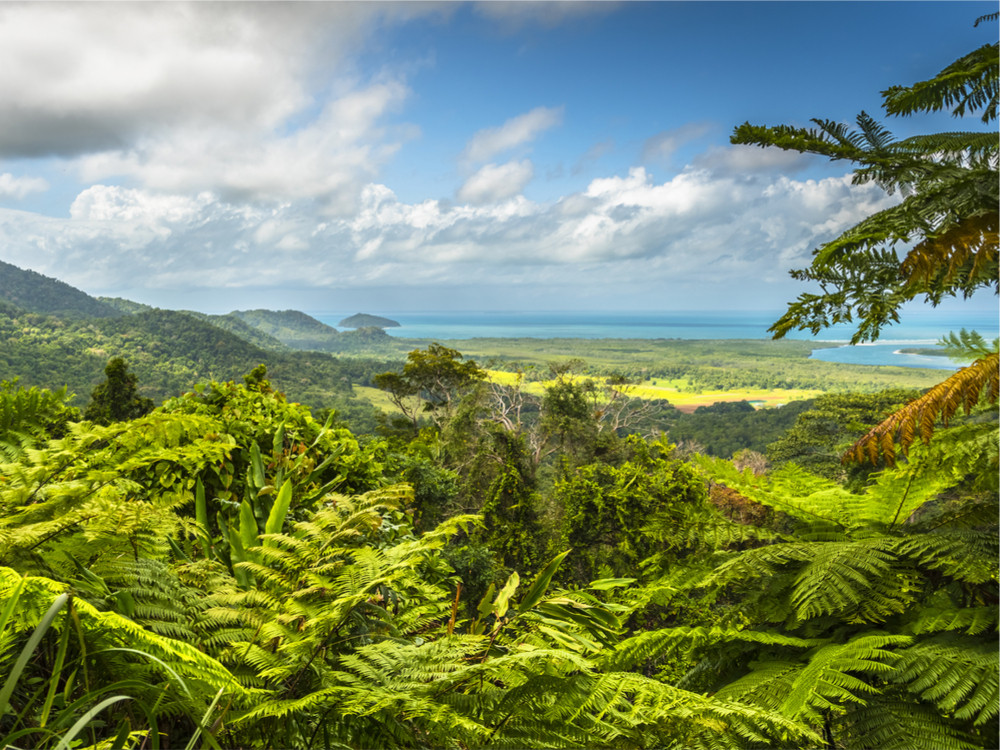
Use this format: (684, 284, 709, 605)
(229, 309, 343, 350)
(338, 312, 400, 329)
(0, 259, 122, 318)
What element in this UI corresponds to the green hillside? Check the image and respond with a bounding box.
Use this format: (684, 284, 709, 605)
(0, 259, 121, 318)
(98, 296, 157, 315)
(0, 306, 388, 427)
(230, 308, 405, 354)
(187, 311, 292, 352)
(229, 309, 340, 348)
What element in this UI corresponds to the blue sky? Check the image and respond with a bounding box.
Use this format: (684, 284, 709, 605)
(0, 1, 994, 317)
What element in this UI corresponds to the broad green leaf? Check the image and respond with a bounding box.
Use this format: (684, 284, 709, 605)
(588, 577, 636, 591)
(249, 441, 265, 489)
(195, 479, 211, 560)
(493, 572, 520, 619)
(272, 423, 285, 456)
(239, 500, 258, 551)
(264, 479, 293, 542)
(476, 583, 497, 620)
(518, 550, 570, 614)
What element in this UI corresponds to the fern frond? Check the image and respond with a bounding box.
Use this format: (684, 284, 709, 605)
(906, 607, 999, 636)
(892, 635, 998, 725)
(901, 212, 998, 298)
(778, 634, 908, 722)
(883, 42, 999, 123)
(839, 696, 983, 750)
(846, 352, 999, 464)
(791, 538, 916, 623)
(892, 530, 998, 584)
(599, 626, 821, 672)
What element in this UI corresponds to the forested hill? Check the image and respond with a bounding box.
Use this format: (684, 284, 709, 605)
(180, 311, 291, 352)
(0, 259, 122, 318)
(0, 305, 390, 427)
(228, 308, 401, 353)
(98, 296, 157, 315)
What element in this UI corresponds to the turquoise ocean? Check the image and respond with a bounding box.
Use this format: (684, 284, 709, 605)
(312, 309, 998, 370)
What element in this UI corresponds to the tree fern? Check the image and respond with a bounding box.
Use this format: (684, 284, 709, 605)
(846, 352, 998, 464)
(836, 696, 983, 750)
(892, 635, 998, 726)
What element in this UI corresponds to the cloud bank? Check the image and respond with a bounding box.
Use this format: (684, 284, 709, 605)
(0, 159, 895, 309)
(0, 3, 901, 312)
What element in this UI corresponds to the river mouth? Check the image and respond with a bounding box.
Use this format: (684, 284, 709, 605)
(808, 342, 956, 370)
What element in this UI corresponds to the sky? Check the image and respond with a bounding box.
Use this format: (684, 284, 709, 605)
(0, 0, 995, 315)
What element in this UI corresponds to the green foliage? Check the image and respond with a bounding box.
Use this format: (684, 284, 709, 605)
(84, 357, 154, 425)
(939, 328, 1000, 362)
(733, 31, 998, 344)
(675, 422, 999, 748)
(0, 380, 79, 461)
(668, 399, 812, 458)
(0, 259, 121, 319)
(374, 344, 486, 432)
(766, 389, 918, 483)
(0, 305, 385, 430)
(556, 436, 707, 585)
(479, 428, 543, 572)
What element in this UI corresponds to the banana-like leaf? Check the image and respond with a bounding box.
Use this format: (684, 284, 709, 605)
(264, 479, 293, 543)
(518, 550, 570, 614)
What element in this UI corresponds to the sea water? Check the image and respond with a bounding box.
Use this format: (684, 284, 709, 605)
(311, 308, 998, 370)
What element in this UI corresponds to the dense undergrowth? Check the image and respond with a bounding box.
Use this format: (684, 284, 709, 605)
(0, 355, 995, 749)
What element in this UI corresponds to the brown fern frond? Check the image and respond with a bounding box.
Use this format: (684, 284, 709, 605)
(901, 212, 999, 292)
(846, 352, 999, 465)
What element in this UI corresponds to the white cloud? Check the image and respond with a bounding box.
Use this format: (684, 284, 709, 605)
(0, 3, 329, 156)
(461, 106, 563, 164)
(691, 144, 816, 174)
(73, 80, 411, 213)
(0, 173, 49, 200)
(1, 157, 895, 304)
(0, 3, 425, 214)
(457, 160, 535, 204)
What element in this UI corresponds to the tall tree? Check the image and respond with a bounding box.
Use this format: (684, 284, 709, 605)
(374, 344, 486, 433)
(83, 356, 154, 425)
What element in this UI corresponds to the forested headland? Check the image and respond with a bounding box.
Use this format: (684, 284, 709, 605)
(0, 29, 996, 750)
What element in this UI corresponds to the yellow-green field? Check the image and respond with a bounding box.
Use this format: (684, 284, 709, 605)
(483, 370, 822, 410)
(352, 370, 823, 415)
(352, 385, 408, 415)
(627, 382, 823, 411)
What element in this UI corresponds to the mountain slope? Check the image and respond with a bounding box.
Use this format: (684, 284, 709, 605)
(0, 305, 389, 424)
(0, 259, 122, 318)
(228, 308, 404, 354)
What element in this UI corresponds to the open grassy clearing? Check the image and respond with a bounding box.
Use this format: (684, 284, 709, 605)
(350, 338, 946, 415)
(440, 337, 946, 392)
(628, 382, 824, 410)
(352, 385, 407, 415)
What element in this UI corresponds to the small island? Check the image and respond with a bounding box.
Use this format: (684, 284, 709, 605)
(338, 312, 401, 329)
